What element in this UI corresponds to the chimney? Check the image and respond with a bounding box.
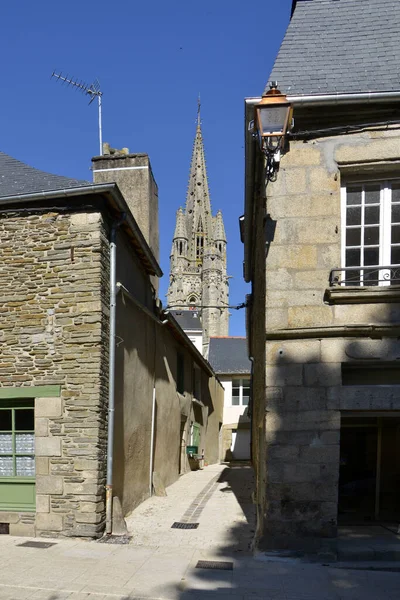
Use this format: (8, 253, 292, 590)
(92, 144, 159, 263)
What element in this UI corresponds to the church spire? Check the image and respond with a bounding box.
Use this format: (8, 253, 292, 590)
(185, 101, 212, 245)
(168, 100, 229, 355)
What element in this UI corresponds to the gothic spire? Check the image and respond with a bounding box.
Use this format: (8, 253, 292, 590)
(173, 207, 188, 240)
(185, 102, 212, 241)
(213, 210, 227, 242)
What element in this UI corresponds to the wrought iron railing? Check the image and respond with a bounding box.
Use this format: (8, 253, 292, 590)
(329, 265, 400, 287)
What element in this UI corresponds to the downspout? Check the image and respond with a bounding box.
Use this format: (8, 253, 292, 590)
(105, 217, 125, 535)
(149, 386, 156, 496)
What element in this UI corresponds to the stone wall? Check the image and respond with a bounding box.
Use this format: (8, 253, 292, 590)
(0, 206, 224, 539)
(0, 211, 109, 537)
(258, 124, 400, 548)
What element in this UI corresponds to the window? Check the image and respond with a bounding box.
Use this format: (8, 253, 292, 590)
(341, 181, 400, 286)
(0, 400, 35, 478)
(196, 234, 204, 262)
(193, 365, 201, 400)
(177, 352, 185, 394)
(231, 379, 250, 406)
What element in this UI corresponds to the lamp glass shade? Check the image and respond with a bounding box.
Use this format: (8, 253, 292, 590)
(257, 105, 289, 136)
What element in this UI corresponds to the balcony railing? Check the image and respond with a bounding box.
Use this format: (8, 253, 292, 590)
(329, 265, 400, 287)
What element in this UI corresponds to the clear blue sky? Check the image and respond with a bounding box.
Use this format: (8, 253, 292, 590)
(2, 0, 292, 336)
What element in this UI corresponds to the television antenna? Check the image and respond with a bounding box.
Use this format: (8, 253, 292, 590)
(51, 71, 103, 155)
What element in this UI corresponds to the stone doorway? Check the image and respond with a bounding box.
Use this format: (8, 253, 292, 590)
(339, 414, 400, 526)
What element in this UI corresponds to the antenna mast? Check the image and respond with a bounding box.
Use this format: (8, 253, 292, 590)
(51, 71, 103, 155)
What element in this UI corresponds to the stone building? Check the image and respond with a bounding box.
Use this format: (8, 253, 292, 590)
(0, 149, 223, 538)
(209, 337, 251, 461)
(167, 111, 229, 356)
(244, 0, 400, 551)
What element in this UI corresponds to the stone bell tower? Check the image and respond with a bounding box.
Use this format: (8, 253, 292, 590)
(167, 103, 229, 356)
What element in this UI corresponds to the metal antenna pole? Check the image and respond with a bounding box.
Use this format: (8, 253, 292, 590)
(98, 94, 103, 155)
(52, 71, 103, 154)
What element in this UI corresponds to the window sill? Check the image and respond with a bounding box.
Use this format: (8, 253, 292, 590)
(324, 285, 400, 305)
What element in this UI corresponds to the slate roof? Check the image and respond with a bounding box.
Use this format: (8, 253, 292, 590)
(268, 0, 400, 96)
(208, 337, 251, 375)
(171, 310, 202, 331)
(0, 152, 89, 198)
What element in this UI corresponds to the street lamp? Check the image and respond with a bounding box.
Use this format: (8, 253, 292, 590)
(254, 82, 293, 179)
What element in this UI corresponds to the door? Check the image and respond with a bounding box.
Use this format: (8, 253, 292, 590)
(192, 423, 201, 449)
(339, 415, 400, 523)
(231, 429, 251, 460)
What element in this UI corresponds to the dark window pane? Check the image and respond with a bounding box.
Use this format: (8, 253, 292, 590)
(344, 270, 361, 286)
(364, 248, 379, 266)
(176, 352, 184, 395)
(242, 379, 251, 388)
(346, 207, 362, 226)
(15, 409, 34, 431)
(0, 410, 12, 431)
(346, 248, 360, 267)
(391, 246, 400, 265)
(392, 225, 400, 244)
(347, 186, 362, 205)
(364, 227, 379, 245)
(364, 206, 380, 225)
(346, 228, 361, 246)
(392, 204, 400, 224)
(364, 184, 381, 204)
(392, 184, 400, 203)
(363, 268, 379, 286)
(232, 386, 240, 395)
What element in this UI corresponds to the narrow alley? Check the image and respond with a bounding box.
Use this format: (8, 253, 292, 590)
(125, 463, 255, 554)
(1, 464, 400, 600)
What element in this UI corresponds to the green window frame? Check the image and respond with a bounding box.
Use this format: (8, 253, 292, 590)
(0, 399, 35, 512)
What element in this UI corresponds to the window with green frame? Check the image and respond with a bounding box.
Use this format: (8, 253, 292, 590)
(0, 399, 35, 511)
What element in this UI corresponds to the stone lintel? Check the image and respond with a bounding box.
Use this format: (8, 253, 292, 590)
(325, 285, 400, 305)
(266, 325, 400, 339)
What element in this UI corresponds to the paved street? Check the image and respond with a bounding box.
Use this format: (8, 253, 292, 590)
(0, 464, 400, 600)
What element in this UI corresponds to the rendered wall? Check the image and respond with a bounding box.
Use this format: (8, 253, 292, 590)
(93, 153, 160, 270)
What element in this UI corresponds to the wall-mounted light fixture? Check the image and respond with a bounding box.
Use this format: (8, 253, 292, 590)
(254, 81, 293, 180)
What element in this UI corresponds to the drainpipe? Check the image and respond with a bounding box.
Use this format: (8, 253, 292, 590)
(149, 386, 156, 497)
(105, 217, 125, 535)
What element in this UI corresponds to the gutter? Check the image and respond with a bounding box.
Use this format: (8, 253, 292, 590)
(245, 90, 400, 110)
(0, 183, 162, 278)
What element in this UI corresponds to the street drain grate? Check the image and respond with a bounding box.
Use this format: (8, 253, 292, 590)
(97, 535, 132, 544)
(17, 541, 56, 549)
(171, 522, 199, 529)
(0, 523, 10, 535)
(196, 560, 233, 571)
